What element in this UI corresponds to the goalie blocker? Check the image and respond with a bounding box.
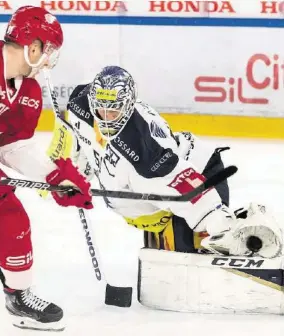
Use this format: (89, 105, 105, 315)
(138, 249, 284, 314)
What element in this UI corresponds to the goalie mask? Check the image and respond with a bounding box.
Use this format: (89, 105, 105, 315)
(88, 66, 137, 139)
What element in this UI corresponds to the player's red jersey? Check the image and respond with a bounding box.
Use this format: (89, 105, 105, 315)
(0, 41, 42, 147)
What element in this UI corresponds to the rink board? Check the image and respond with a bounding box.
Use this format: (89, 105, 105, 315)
(37, 109, 284, 139)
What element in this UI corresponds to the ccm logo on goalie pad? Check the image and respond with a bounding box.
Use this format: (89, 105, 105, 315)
(212, 257, 264, 268)
(168, 168, 208, 204)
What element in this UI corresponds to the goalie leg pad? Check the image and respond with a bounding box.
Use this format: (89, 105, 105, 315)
(138, 248, 284, 314)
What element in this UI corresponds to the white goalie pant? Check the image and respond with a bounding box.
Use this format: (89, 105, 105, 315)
(138, 249, 284, 314)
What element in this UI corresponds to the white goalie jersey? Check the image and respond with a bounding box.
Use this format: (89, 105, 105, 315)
(65, 84, 222, 232)
(45, 83, 284, 316)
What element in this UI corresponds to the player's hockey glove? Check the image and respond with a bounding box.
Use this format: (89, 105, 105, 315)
(46, 158, 93, 209)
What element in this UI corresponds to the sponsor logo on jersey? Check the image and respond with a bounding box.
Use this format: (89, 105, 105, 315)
(6, 251, 33, 268)
(113, 136, 139, 162)
(69, 100, 91, 119)
(0, 86, 6, 99)
(0, 90, 40, 112)
(0, 102, 9, 115)
(168, 168, 199, 188)
(168, 168, 207, 203)
(18, 96, 40, 109)
(0, 86, 16, 100)
(151, 151, 172, 172)
(75, 129, 92, 146)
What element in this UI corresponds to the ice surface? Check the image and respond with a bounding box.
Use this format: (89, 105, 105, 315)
(1, 133, 284, 336)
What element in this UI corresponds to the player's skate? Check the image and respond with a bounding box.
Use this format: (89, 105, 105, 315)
(4, 287, 64, 331)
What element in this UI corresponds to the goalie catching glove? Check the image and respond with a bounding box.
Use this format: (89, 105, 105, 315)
(200, 203, 283, 259)
(46, 158, 93, 209)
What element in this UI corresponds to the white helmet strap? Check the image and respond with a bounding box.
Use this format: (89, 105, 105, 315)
(23, 45, 48, 68)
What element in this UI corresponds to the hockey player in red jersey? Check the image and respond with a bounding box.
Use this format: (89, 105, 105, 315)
(0, 6, 93, 331)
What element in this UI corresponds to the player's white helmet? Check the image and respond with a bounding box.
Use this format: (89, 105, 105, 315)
(88, 66, 137, 138)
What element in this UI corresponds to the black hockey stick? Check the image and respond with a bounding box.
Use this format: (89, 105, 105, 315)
(0, 165, 237, 202)
(78, 208, 132, 307)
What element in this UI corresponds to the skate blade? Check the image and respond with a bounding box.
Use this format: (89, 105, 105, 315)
(11, 315, 65, 332)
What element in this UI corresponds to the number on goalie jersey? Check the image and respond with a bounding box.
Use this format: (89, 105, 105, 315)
(66, 65, 283, 259)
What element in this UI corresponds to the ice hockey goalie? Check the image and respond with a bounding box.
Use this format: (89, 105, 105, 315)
(49, 65, 284, 315)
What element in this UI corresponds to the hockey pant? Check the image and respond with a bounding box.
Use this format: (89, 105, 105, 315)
(144, 148, 229, 252)
(0, 169, 33, 289)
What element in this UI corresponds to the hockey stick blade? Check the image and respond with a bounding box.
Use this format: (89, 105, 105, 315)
(0, 165, 237, 202)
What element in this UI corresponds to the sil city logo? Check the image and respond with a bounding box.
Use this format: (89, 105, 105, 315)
(194, 53, 284, 105)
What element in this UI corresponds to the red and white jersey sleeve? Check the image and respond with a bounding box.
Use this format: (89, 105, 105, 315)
(0, 41, 56, 180)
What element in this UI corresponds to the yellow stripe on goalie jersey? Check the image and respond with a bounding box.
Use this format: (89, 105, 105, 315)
(39, 119, 75, 198)
(124, 210, 173, 233)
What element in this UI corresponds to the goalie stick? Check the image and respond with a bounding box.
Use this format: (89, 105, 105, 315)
(43, 69, 132, 307)
(0, 165, 237, 202)
(78, 208, 132, 307)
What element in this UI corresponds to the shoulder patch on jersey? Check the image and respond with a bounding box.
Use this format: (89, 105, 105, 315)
(69, 84, 90, 101)
(67, 84, 94, 128)
(111, 110, 178, 178)
(150, 120, 167, 138)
